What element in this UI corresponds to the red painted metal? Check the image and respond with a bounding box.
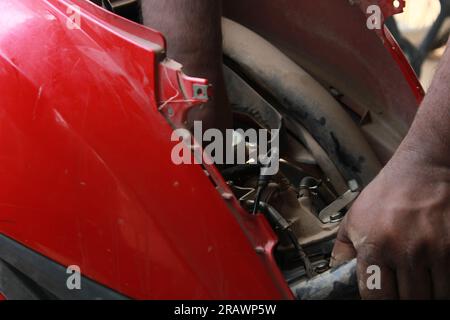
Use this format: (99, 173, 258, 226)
(0, 0, 292, 299)
(0, 292, 5, 301)
(358, 0, 424, 103)
(158, 59, 210, 127)
(0, 0, 423, 300)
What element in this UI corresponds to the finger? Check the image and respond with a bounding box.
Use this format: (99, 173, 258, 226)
(357, 252, 398, 299)
(396, 266, 432, 299)
(331, 216, 357, 267)
(331, 239, 356, 267)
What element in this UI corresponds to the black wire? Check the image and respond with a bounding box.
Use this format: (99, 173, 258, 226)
(287, 230, 316, 278)
(252, 185, 265, 215)
(249, 200, 316, 278)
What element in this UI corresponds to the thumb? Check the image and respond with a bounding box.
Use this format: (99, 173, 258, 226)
(331, 215, 357, 267)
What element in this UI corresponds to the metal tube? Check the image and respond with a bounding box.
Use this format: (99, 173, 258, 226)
(292, 259, 359, 300)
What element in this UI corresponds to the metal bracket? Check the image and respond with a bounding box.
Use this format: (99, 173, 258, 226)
(158, 59, 210, 127)
(318, 180, 360, 224)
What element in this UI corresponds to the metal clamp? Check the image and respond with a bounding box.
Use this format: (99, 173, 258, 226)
(318, 180, 360, 224)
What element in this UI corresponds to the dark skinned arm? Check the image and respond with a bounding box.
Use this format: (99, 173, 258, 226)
(332, 41, 450, 299)
(141, 0, 232, 132)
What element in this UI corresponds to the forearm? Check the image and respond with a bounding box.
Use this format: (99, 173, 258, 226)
(141, 0, 223, 77)
(333, 23, 450, 302)
(396, 44, 450, 169)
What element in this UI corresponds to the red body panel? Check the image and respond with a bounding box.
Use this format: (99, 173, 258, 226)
(0, 0, 422, 299)
(0, 0, 292, 299)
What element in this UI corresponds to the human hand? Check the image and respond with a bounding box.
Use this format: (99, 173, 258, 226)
(332, 148, 450, 299)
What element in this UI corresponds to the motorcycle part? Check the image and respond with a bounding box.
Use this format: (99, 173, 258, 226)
(293, 259, 358, 300)
(223, 18, 382, 188)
